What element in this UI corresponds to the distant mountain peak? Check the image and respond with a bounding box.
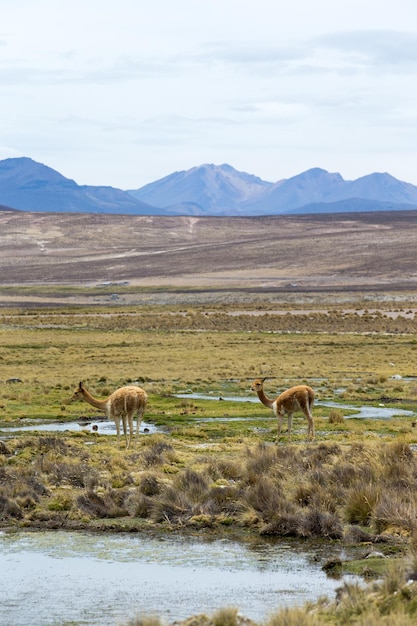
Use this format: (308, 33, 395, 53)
(292, 167, 344, 181)
(0, 157, 158, 214)
(0, 156, 72, 185)
(1, 157, 417, 216)
(129, 162, 272, 214)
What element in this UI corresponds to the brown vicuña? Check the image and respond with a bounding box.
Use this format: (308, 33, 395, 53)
(251, 377, 315, 442)
(70, 382, 148, 448)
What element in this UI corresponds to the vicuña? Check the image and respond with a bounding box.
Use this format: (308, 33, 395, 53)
(70, 382, 148, 449)
(251, 378, 315, 442)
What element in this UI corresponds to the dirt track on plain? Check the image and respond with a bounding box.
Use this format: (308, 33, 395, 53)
(1, 209, 417, 300)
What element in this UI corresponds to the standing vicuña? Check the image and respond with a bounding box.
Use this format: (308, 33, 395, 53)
(70, 382, 148, 448)
(251, 378, 315, 442)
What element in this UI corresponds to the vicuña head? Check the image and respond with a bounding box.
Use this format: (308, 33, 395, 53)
(251, 377, 315, 442)
(70, 381, 148, 449)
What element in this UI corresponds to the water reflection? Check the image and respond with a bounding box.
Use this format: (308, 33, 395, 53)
(0, 530, 350, 625)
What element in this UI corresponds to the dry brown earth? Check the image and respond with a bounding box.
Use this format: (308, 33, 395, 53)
(1, 208, 417, 302)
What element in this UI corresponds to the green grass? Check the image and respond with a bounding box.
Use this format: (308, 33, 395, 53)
(2, 301, 417, 554)
(1, 300, 417, 440)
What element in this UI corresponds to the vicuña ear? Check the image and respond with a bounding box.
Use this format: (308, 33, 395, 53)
(79, 381, 83, 390)
(261, 377, 267, 382)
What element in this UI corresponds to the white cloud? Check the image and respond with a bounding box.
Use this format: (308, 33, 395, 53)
(1, 0, 417, 187)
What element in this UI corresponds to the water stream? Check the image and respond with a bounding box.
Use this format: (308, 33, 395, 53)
(0, 418, 159, 436)
(1, 393, 413, 439)
(0, 530, 352, 626)
(176, 393, 415, 420)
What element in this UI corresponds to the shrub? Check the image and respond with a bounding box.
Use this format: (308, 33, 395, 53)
(141, 441, 176, 467)
(245, 442, 279, 481)
(299, 508, 344, 539)
(139, 473, 161, 496)
(0, 494, 23, 519)
(206, 458, 243, 481)
(260, 509, 301, 537)
(373, 492, 417, 535)
(76, 489, 128, 518)
(331, 462, 357, 487)
(244, 475, 283, 517)
(150, 485, 192, 523)
(345, 483, 380, 525)
(125, 492, 153, 518)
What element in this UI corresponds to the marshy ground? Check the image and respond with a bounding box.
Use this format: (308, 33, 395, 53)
(2, 292, 417, 623)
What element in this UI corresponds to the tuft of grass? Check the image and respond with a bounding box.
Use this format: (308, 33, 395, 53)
(141, 440, 177, 467)
(47, 493, 73, 511)
(345, 482, 381, 525)
(150, 485, 192, 524)
(77, 489, 128, 519)
(138, 473, 161, 496)
(328, 407, 345, 424)
(124, 617, 164, 626)
(206, 458, 243, 481)
(245, 442, 279, 480)
(300, 508, 344, 539)
(266, 607, 322, 625)
(211, 607, 240, 626)
(125, 491, 153, 519)
(373, 492, 417, 535)
(244, 475, 283, 516)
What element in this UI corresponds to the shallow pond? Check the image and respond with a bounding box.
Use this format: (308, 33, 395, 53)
(0, 418, 159, 436)
(0, 530, 352, 625)
(1, 394, 413, 439)
(176, 393, 414, 420)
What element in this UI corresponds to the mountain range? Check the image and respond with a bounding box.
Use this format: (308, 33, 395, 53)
(1, 156, 417, 216)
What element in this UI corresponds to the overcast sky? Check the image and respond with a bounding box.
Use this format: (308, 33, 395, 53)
(1, 0, 417, 189)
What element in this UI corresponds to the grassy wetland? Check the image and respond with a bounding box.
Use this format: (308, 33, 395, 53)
(3, 293, 417, 623)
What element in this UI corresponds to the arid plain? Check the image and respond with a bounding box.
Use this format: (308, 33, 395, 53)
(2, 208, 417, 307)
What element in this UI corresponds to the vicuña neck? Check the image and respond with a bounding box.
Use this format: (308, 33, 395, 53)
(81, 389, 108, 411)
(256, 387, 274, 409)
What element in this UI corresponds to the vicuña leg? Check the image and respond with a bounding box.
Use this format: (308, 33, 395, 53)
(300, 398, 314, 440)
(136, 409, 144, 440)
(287, 413, 294, 440)
(127, 413, 134, 448)
(307, 410, 314, 440)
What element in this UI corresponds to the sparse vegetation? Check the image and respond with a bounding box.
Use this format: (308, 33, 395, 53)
(2, 294, 417, 623)
(2, 432, 417, 546)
